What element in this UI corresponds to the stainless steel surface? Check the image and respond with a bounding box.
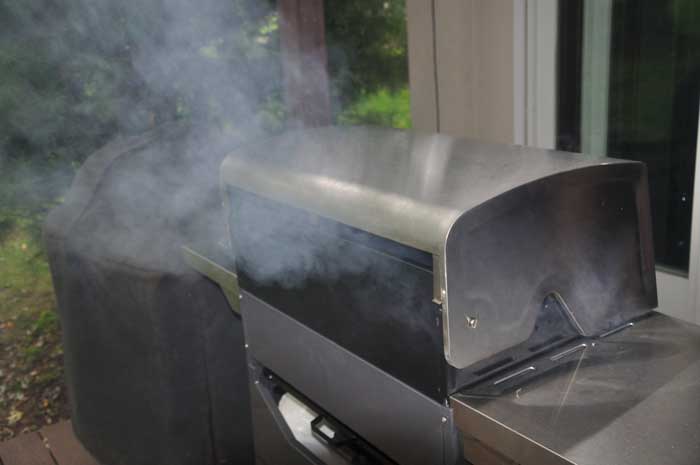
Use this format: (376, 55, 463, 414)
(181, 245, 240, 313)
(221, 127, 627, 256)
(241, 290, 458, 465)
(551, 292, 585, 335)
(549, 343, 587, 362)
(493, 366, 536, 386)
(451, 313, 700, 465)
(222, 127, 657, 369)
(278, 394, 348, 465)
(598, 322, 634, 338)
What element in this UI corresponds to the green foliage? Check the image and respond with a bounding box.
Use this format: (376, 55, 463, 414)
(32, 310, 59, 337)
(0, 0, 283, 237)
(0, 0, 414, 259)
(0, 157, 76, 245)
(325, 0, 409, 115)
(338, 87, 411, 129)
(23, 345, 43, 363)
(0, 0, 412, 436)
(0, 0, 282, 162)
(671, 0, 700, 41)
(0, 0, 411, 176)
(0, 0, 412, 223)
(0, 216, 54, 336)
(0, 221, 65, 436)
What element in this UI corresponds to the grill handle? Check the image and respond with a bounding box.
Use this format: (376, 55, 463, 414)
(182, 244, 240, 314)
(311, 414, 355, 448)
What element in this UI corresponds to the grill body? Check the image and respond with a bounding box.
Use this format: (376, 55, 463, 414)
(201, 126, 699, 465)
(221, 127, 657, 389)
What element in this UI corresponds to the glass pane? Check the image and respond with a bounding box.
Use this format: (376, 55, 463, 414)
(324, 1, 411, 128)
(557, 0, 700, 273)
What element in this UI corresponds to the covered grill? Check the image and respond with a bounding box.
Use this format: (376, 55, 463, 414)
(187, 126, 700, 465)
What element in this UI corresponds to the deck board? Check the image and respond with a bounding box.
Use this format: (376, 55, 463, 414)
(0, 421, 101, 465)
(41, 421, 99, 465)
(0, 431, 55, 465)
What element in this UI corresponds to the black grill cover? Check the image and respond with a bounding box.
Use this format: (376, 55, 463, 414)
(44, 123, 253, 465)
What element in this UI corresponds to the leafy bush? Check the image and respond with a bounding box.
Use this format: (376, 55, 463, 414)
(325, 0, 409, 117)
(338, 87, 411, 128)
(0, 0, 282, 237)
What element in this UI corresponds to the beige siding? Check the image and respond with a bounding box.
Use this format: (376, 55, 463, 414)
(406, 0, 439, 132)
(407, 0, 516, 144)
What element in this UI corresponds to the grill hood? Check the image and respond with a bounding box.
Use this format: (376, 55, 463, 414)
(220, 126, 657, 369)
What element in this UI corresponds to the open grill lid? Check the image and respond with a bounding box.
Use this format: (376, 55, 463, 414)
(221, 126, 657, 368)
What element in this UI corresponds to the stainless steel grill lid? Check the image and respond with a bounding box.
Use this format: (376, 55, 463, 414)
(221, 126, 657, 369)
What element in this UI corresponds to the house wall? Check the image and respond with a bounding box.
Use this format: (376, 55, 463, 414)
(406, 0, 516, 144)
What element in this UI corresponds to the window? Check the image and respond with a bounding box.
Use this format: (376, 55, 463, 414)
(324, 0, 411, 128)
(557, 0, 700, 273)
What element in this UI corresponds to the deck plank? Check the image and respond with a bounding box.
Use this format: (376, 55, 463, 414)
(40, 421, 100, 465)
(0, 431, 56, 465)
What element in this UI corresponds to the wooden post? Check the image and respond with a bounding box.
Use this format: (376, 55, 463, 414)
(278, 0, 332, 126)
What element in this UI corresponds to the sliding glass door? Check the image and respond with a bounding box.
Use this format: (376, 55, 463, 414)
(555, 0, 700, 322)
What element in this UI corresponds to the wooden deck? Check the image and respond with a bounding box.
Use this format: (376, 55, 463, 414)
(0, 421, 100, 465)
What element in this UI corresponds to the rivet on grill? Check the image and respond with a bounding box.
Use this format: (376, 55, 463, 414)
(465, 315, 478, 329)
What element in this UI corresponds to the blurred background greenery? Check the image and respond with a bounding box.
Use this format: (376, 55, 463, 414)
(0, 0, 410, 227)
(0, 0, 410, 437)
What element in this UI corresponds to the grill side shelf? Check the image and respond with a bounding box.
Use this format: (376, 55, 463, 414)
(451, 312, 700, 465)
(182, 244, 241, 314)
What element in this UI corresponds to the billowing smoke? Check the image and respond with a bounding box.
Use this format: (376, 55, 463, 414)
(2, 0, 413, 292)
(1, 0, 284, 224)
(0, 0, 297, 274)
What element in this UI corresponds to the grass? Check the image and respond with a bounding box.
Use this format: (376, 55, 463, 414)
(0, 211, 68, 439)
(0, 216, 55, 325)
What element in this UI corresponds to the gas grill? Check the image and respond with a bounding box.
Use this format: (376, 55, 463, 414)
(185, 126, 700, 465)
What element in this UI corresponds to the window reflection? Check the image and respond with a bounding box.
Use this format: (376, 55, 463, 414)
(557, 0, 700, 272)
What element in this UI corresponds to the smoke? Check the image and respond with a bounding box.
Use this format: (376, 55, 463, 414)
(0, 0, 386, 292)
(230, 180, 384, 289)
(1, 0, 415, 292)
(1, 0, 264, 152)
(222, 126, 449, 288)
(1, 0, 284, 214)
